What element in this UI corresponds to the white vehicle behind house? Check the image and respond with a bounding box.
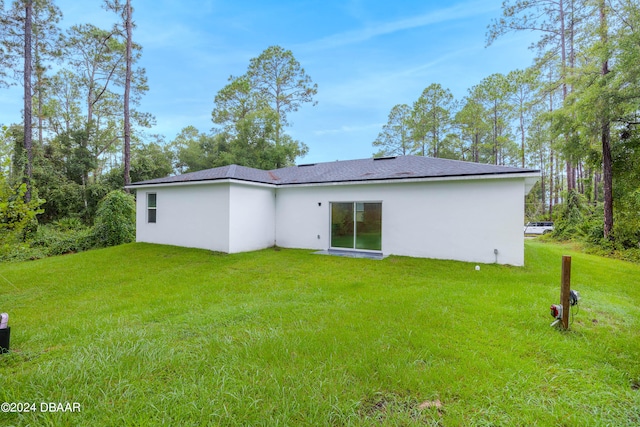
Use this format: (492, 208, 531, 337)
(524, 221, 554, 235)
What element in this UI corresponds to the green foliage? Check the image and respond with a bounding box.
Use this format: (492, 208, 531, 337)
(129, 142, 173, 183)
(207, 45, 315, 171)
(53, 216, 85, 231)
(85, 183, 113, 221)
(171, 118, 307, 172)
(525, 181, 545, 221)
(0, 166, 44, 247)
(30, 222, 93, 256)
(411, 83, 455, 157)
(231, 109, 307, 169)
(455, 95, 490, 162)
(245, 45, 318, 125)
(373, 104, 413, 157)
(0, 242, 639, 425)
(91, 190, 136, 247)
(170, 127, 232, 173)
(373, 75, 526, 165)
(581, 204, 606, 246)
(549, 127, 640, 253)
(0, 219, 94, 262)
(35, 165, 113, 223)
(39, 181, 85, 222)
(613, 188, 640, 248)
(551, 190, 590, 240)
(211, 75, 256, 130)
(103, 142, 174, 186)
(611, 129, 640, 249)
(47, 129, 96, 184)
(0, 242, 46, 262)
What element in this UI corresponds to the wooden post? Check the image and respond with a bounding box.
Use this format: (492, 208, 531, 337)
(561, 256, 571, 329)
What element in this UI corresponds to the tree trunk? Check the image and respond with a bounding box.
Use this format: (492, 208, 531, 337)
(568, 0, 578, 193)
(548, 86, 554, 218)
(602, 120, 613, 239)
(34, 22, 43, 147)
(493, 103, 498, 165)
(580, 162, 585, 194)
(549, 148, 554, 217)
(123, 0, 133, 190)
(432, 109, 438, 158)
(557, 0, 575, 192)
(559, 160, 564, 198)
(23, 0, 33, 203)
(539, 146, 546, 216)
(473, 133, 479, 163)
(555, 154, 560, 206)
(520, 107, 525, 168)
(600, 0, 613, 240)
(566, 162, 576, 192)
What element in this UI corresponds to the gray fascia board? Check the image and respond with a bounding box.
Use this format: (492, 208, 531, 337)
(275, 171, 541, 188)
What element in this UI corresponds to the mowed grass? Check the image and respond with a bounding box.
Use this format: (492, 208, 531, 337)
(0, 241, 639, 426)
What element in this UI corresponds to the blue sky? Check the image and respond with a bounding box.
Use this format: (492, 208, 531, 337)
(1, 0, 537, 164)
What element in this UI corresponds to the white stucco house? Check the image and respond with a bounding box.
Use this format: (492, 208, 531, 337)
(127, 156, 539, 265)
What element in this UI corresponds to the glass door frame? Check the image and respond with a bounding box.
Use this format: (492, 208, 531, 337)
(329, 201, 382, 253)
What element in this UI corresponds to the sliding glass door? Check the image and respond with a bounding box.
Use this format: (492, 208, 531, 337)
(331, 202, 382, 251)
(330, 203, 354, 249)
(355, 203, 382, 250)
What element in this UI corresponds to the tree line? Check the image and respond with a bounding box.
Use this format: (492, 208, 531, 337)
(373, 0, 640, 249)
(1, 0, 146, 224)
(1, 0, 316, 237)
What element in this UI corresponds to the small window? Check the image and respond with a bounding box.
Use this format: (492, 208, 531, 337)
(147, 193, 157, 223)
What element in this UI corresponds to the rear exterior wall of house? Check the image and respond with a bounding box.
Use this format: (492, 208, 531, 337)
(274, 177, 525, 265)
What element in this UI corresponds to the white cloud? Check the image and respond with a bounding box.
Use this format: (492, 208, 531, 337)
(313, 123, 383, 136)
(296, 0, 498, 52)
(316, 44, 480, 112)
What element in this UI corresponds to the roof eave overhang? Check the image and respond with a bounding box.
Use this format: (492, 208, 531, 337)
(125, 178, 277, 190)
(276, 171, 541, 188)
(524, 174, 540, 195)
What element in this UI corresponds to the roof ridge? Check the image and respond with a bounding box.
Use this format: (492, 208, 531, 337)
(227, 164, 237, 178)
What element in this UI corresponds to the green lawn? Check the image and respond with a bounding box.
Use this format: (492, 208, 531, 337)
(0, 241, 639, 426)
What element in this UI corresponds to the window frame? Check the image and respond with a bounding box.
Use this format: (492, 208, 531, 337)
(147, 192, 157, 223)
(330, 201, 382, 252)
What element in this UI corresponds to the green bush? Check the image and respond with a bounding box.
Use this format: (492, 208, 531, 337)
(31, 222, 93, 256)
(39, 181, 85, 223)
(92, 190, 136, 247)
(48, 229, 93, 255)
(552, 190, 590, 240)
(53, 216, 85, 232)
(85, 182, 113, 223)
(581, 204, 605, 246)
(0, 242, 46, 262)
(0, 174, 45, 245)
(617, 248, 640, 263)
(0, 217, 96, 262)
(612, 189, 640, 249)
(550, 196, 640, 263)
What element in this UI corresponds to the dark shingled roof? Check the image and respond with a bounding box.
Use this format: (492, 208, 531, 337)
(129, 156, 539, 187)
(131, 164, 276, 186)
